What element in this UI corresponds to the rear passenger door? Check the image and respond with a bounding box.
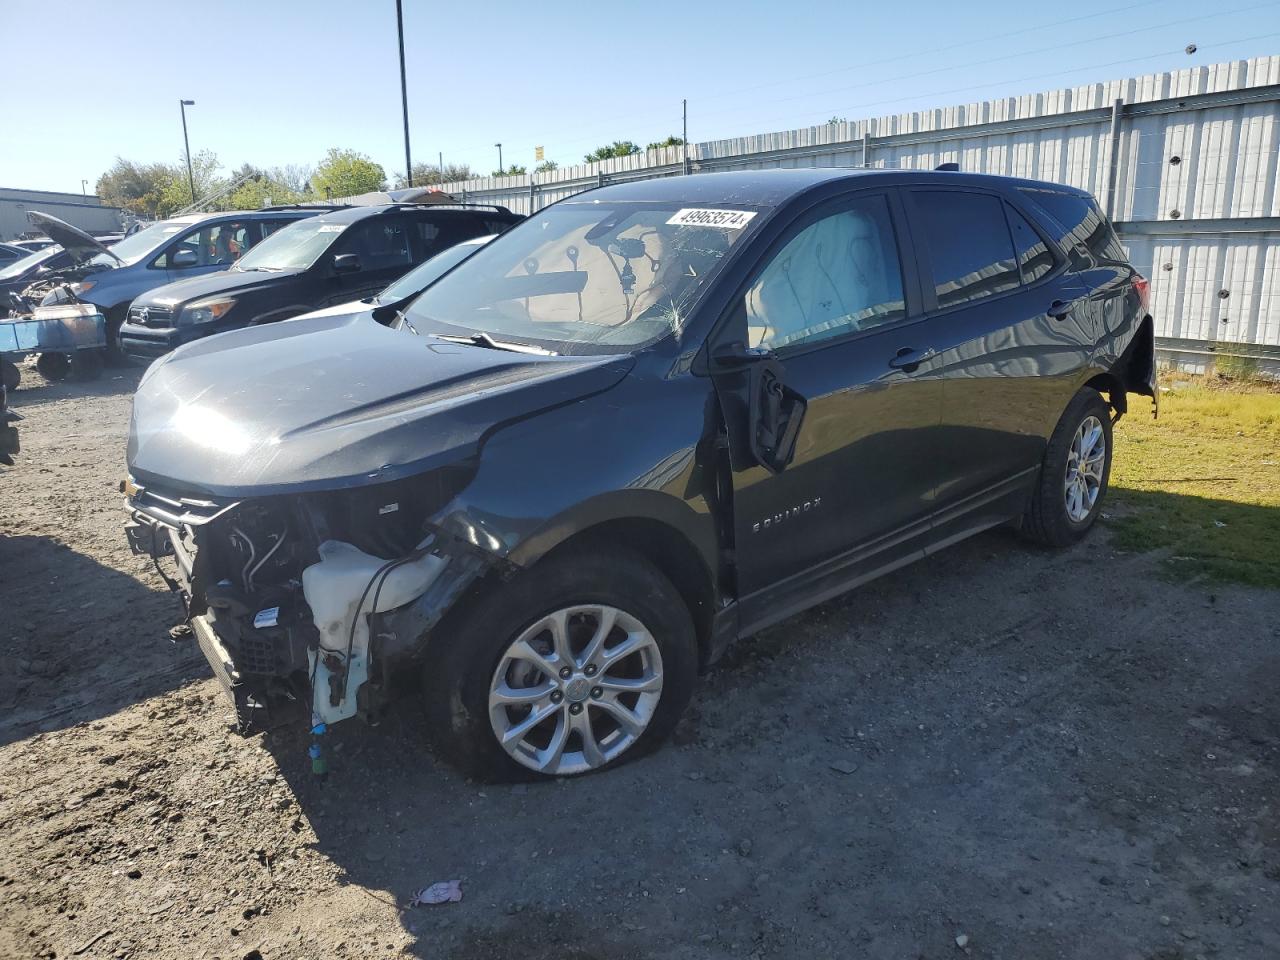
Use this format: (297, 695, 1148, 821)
(902, 187, 1089, 520)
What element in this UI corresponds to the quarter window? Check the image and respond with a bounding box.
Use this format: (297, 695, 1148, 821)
(746, 195, 905, 350)
(1020, 189, 1126, 264)
(1004, 204, 1054, 284)
(915, 191, 1020, 308)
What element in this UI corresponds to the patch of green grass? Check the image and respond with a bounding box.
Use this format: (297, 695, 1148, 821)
(1109, 376, 1280, 588)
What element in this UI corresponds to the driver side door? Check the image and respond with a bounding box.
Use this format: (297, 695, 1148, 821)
(707, 190, 951, 625)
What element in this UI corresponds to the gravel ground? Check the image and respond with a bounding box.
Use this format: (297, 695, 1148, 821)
(1, 363, 1278, 960)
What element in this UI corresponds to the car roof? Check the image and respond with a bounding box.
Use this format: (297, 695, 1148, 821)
(306, 203, 507, 226)
(565, 168, 1092, 209)
(163, 208, 318, 226)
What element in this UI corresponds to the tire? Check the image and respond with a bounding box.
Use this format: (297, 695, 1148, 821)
(35, 352, 70, 381)
(422, 547, 698, 782)
(1, 359, 18, 392)
(71, 349, 104, 382)
(103, 307, 129, 366)
(1021, 387, 1113, 547)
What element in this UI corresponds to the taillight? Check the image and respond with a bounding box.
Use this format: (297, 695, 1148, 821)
(1133, 274, 1150, 313)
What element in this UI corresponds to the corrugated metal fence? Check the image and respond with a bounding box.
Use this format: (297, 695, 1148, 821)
(438, 55, 1280, 366)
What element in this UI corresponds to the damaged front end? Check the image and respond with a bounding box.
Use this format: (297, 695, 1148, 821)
(125, 472, 497, 732)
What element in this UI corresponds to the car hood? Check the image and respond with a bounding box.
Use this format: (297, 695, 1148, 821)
(127, 310, 634, 496)
(26, 211, 119, 265)
(133, 267, 296, 309)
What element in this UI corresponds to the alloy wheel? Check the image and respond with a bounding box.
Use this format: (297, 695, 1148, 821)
(1064, 414, 1106, 522)
(488, 604, 663, 776)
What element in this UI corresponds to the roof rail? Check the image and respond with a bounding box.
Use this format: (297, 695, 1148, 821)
(258, 202, 352, 212)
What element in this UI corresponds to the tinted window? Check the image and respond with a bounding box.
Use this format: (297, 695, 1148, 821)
(1020, 189, 1126, 264)
(1004, 204, 1054, 284)
(747, 194, 905, 350)
(413, 216, 487, 259)
(915, 191, 1019, 308)
(335, 217, 412, 271)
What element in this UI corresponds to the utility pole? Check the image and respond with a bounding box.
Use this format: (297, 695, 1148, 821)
(682, 99, 689, 175)
(396, 0, 413, 186)
(179, 99, 196, 204)
(439, 151, 444, 184)
(495, 143, 503, 175)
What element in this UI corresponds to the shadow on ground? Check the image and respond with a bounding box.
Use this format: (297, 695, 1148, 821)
(0, 534, 202, 746)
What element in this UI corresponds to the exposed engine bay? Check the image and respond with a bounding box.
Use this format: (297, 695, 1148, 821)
(125, 471, 499, 732)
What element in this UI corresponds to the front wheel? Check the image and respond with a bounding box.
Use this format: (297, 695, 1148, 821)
(1021, 387, 1113, 547)
(422, 547, 697, 781)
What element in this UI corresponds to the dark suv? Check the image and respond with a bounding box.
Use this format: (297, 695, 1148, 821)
(124, 169, 1156, 781)
(119, 204, 521, 360)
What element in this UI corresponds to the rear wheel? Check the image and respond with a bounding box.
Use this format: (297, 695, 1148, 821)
(1021, 387, 1112, 546)
(1, 359, 18, 392)
(35, 352, 70, 382)
(422, 547, 697, 781)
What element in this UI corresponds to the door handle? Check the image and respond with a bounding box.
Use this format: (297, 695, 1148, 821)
(887, 346, 936, 372)
(1047, 299, 1074, 319)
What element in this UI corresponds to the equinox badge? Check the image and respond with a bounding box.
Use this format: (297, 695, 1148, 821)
(752, 498, 821, 533)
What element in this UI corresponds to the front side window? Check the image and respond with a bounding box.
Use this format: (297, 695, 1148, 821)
(403, 201, 759, 355)
(154, 221, 253, 268)
(336, 218, 412, 271)
(747, 195, 905, 351)
(915, 191, 1020, 309)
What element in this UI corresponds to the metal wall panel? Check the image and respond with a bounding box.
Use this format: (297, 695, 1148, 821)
(440, 56, 1280, 351)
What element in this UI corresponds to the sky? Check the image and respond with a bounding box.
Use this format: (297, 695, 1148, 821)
(1, 0, 1278, 194)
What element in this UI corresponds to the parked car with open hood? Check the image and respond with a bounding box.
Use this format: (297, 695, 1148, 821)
(119, 205, 520, 360)
(15, 208, 326, 357)
(124, 169, 1156, 781)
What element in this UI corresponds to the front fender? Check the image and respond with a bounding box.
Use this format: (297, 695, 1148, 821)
(426, 370, 723, 575)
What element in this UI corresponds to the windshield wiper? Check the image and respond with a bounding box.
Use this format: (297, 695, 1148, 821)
(433, 332, 557, 356)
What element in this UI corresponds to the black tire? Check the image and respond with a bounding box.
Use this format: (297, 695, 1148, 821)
(1021, 387, 1113, 547)
(35, 352, 70, 381)
(103, 306, 129, 366)
(71, 349, 104, 382)
(1, 359, 18, 392)
(422, 547, 698, 782)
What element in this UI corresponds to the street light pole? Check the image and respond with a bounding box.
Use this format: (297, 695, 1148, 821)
(81, 179, 89, 196)
(495, 143, 503, 175)
(395, 0, 413, 187)
(179, 99, 196, 204)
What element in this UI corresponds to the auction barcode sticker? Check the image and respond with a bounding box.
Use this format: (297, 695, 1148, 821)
(666, 208, 757, 229)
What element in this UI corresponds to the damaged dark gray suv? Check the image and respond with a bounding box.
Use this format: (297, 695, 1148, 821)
(125, 169, 1157, 780)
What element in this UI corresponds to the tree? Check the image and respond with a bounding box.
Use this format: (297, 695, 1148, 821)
(311, 148, 386, 199)
(584, 141, 641, 163)
(491, 164, 527, 177)
(392, 162, 474, 188)
(96, 158, 181, 218)
(227, 171, 306, 211)
(646, 136, 685, 150)
(154, 150, 226, 215)
(827, 116, 846, 124)
(533, 159, 559, 173)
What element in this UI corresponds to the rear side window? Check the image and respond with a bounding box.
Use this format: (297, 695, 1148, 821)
(1004, 204, 1054, 284)
(1020, 189, 1126, 264)
(914, 191, 1020, 309)
(482, 217, 517, 234)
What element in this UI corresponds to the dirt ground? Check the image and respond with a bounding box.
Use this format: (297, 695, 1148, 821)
(1, 362, 1278, 960)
